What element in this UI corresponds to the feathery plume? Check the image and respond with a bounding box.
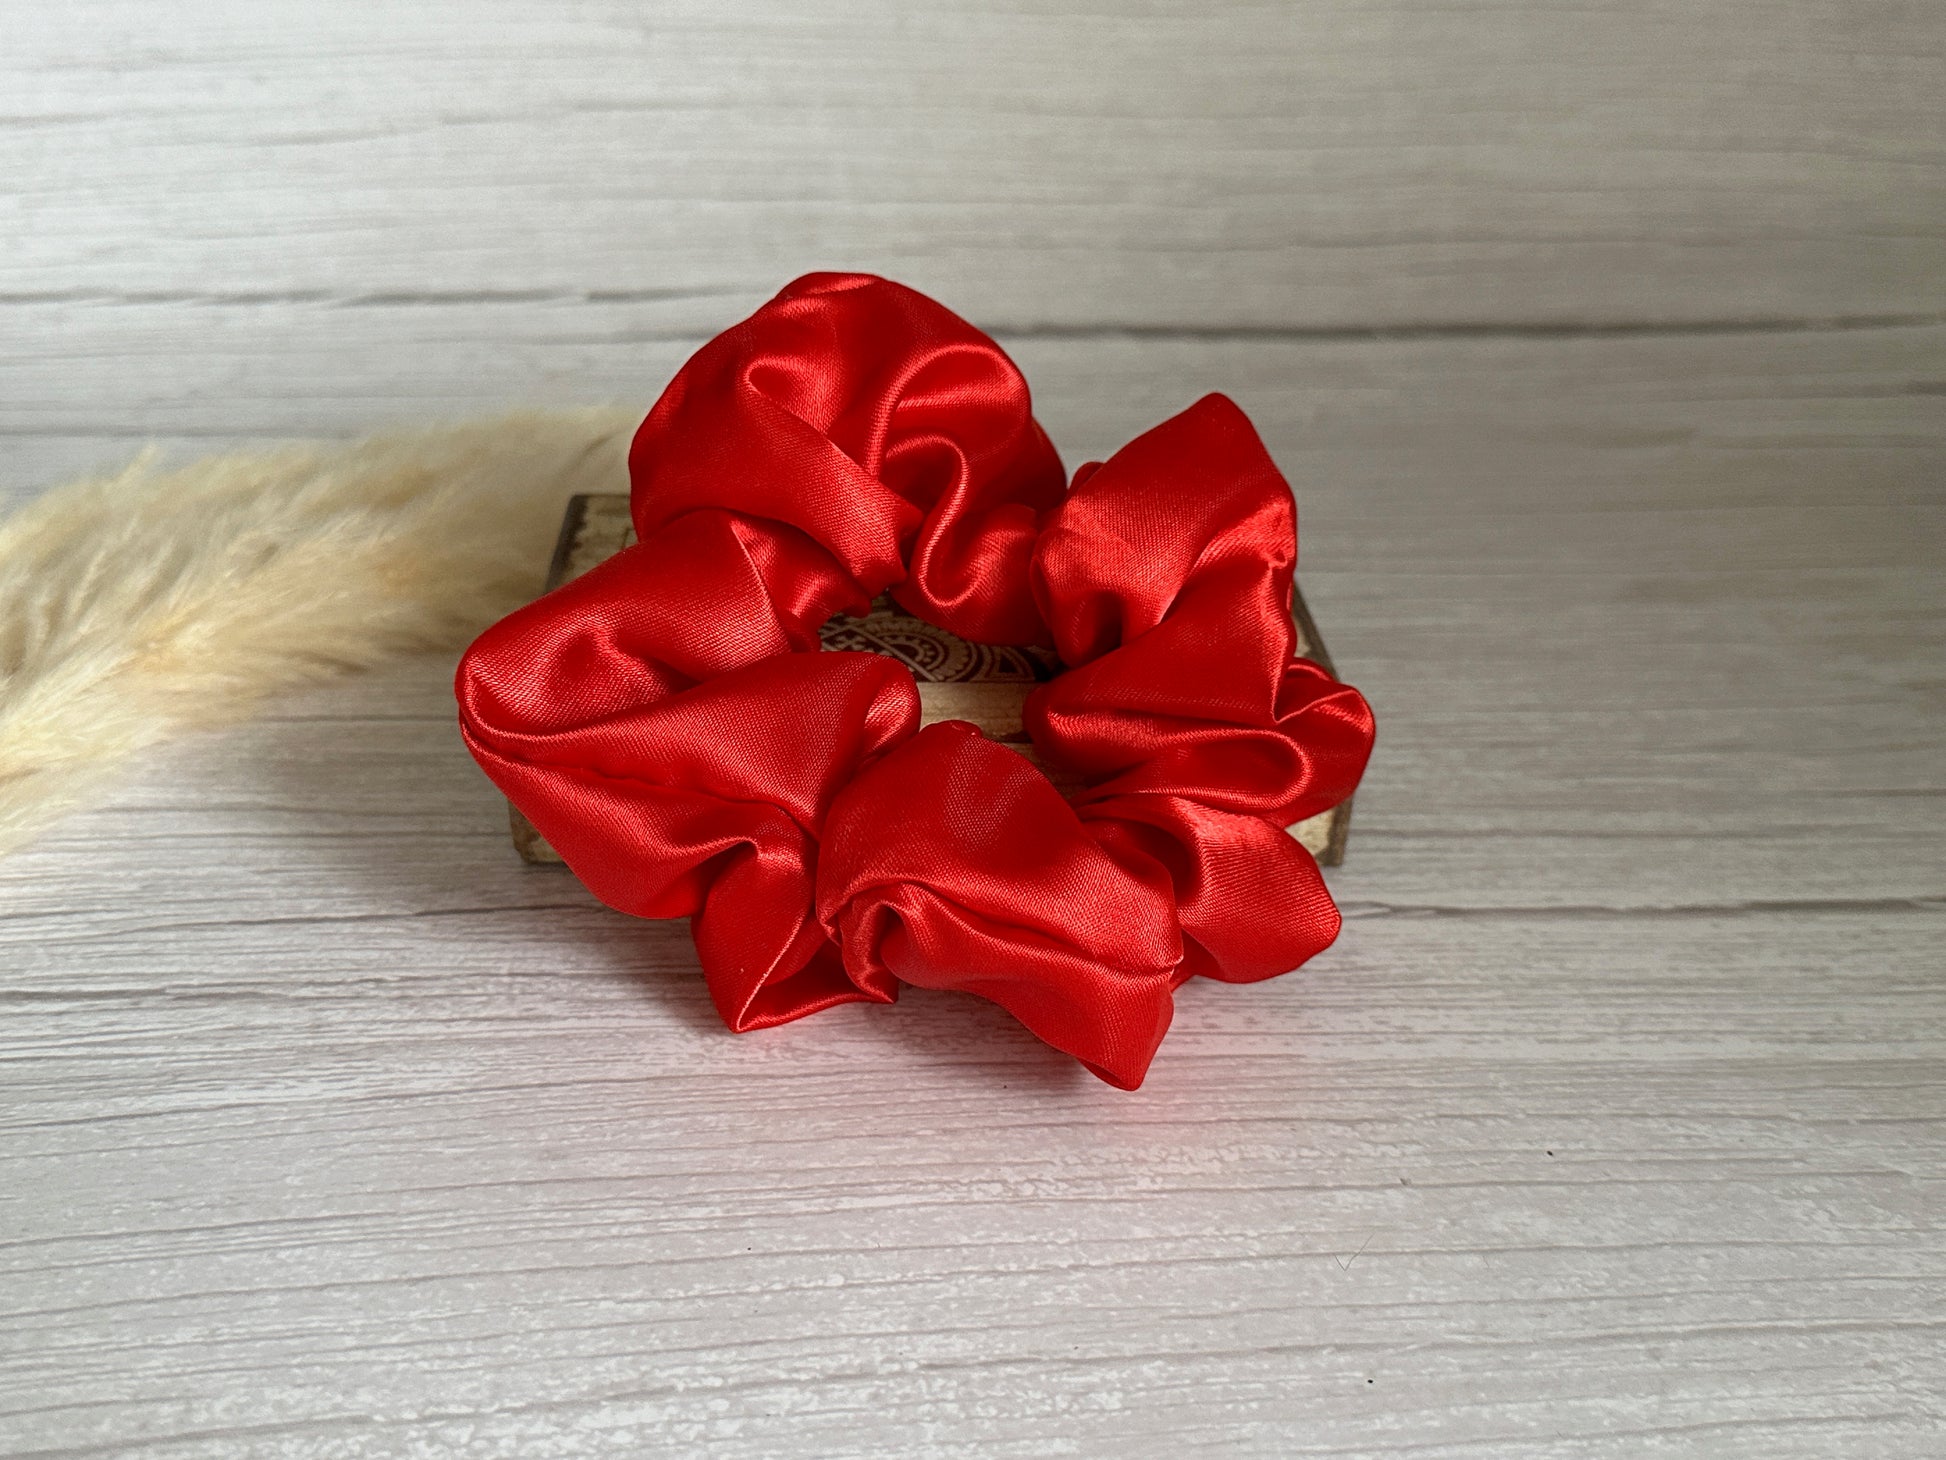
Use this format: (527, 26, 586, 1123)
(0, 410, 634, 855)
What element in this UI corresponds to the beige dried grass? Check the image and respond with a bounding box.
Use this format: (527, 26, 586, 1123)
(0, 409, 634, 855)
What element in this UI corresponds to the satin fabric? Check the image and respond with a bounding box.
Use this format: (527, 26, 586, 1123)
(458, 272, 1374, 1089)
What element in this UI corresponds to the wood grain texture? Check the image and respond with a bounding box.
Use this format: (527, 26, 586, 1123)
(2, 0, 1943, 333)
(4, 2, 1945, 1455)
(3, 327, 1943, 1457)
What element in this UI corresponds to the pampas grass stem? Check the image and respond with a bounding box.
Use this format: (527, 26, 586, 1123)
(0, 410, 633, 855)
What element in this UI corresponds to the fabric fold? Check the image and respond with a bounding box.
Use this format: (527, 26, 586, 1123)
(628, 272, 1065, 645)
(817, 722, 1182, 1089)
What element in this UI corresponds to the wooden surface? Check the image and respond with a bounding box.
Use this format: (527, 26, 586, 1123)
(2, 4, 1943, 1457)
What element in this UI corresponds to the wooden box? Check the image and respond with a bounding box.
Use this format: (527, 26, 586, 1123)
(511, 495, 1352, 866)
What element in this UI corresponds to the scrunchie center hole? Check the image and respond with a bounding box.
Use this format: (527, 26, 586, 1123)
(818, 595, 1058, 745)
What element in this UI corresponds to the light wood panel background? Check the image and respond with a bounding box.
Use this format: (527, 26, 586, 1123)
(2, 3, 1942, 1457)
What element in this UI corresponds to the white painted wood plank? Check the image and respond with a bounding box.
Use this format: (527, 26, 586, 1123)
(5, 291, 1941, 446)
(2, 724, 1941, 1457)
(3, 0, 1942, 329)
(1, 324, 1941, 1455)
(4, 1, 1943, 1444)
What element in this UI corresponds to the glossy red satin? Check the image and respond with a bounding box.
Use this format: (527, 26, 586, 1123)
(458, 272, 1374, 1088)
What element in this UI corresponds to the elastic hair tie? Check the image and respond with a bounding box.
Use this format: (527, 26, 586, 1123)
(457, 272, 1374, 1088)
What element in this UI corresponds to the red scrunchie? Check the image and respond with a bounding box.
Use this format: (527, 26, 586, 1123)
(458, 272, 1374, 1088)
